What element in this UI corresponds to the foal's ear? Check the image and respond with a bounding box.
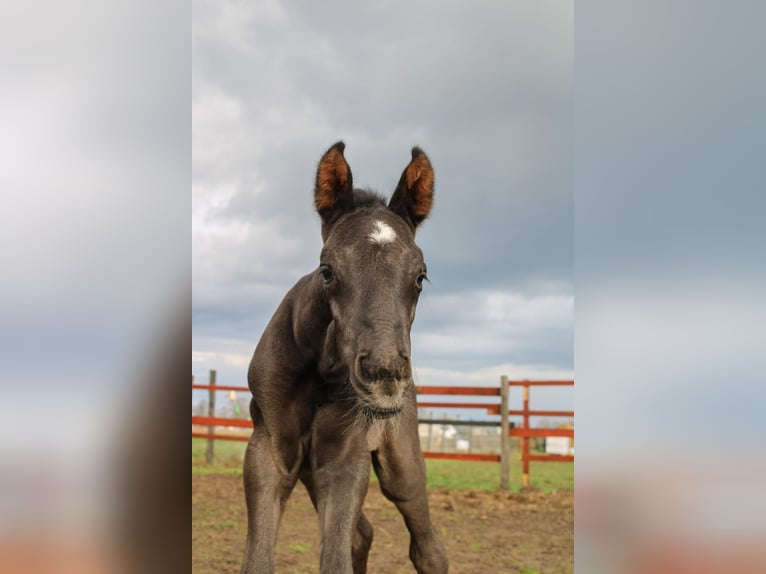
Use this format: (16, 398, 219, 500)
(314, 141, 354, 226)
(388, 147, 434, 230)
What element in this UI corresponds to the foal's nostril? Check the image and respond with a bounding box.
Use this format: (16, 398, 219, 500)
(356, 352, 370, 379)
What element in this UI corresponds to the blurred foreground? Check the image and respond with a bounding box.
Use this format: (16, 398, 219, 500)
(0, 2, 188, 571)
(576, 456, 766, 574)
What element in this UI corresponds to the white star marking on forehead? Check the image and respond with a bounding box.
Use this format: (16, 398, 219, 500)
(368, 220, 397, 245)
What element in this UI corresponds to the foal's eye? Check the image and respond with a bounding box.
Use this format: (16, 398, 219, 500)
(320, 266, 334, 284)
(416, 273, 428, 291)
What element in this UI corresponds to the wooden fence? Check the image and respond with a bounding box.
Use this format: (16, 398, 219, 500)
(192, 371, 573, 489)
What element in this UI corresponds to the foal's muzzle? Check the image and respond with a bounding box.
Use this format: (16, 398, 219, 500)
(352, 351, 411, 418)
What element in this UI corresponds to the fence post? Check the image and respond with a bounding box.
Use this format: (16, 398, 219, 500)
(206, 369, 217, 465)
(522, 384, 530, 488)
(500, 375, 509, 490)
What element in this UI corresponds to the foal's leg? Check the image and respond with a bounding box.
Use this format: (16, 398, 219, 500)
(351, 513, 374, 573)
(239, 424, 301, 574)
(373, 405, 448, 573)
(300, 469, 374, 573)
(310, 404, 372, 574)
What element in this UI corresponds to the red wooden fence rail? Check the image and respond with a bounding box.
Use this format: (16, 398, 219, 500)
(192, 370, 573, 489)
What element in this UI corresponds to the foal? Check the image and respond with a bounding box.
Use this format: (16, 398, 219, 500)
(240, 142, 448, 574)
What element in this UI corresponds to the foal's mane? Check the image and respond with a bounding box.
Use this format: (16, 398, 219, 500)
(352, 188, 388, 210)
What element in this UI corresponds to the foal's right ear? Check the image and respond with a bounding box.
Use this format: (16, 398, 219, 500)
(314, 141, 354, 229)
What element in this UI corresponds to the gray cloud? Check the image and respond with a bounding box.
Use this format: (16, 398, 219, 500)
(193, 1, 573, 386)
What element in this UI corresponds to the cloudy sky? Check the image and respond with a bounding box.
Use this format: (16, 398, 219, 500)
(192, 1, 573, 416)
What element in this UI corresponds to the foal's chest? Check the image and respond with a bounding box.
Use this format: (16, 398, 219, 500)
(365, 419, 390, 451)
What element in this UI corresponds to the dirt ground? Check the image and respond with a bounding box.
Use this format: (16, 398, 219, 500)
(192, 474, 573, 574)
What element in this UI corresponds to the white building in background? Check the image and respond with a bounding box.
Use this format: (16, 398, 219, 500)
(545, 436, 574, 455)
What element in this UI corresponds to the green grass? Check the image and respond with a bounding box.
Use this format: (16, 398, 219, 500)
(427, 459, 571, 492)
(192, 437, 248, 467)
(192, 438, 573, 492)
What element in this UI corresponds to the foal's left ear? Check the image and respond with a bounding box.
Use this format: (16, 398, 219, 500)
(388, 147, 434, 230)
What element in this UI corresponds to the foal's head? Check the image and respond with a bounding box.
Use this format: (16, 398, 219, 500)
(313, 142, 434, 419)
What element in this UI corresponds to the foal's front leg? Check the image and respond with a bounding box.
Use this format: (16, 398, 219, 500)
(239, 422, 302, 574)
(310, 404, 371, 574)
(373, 405, 448, 573)
(300, 469, 375, 574)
